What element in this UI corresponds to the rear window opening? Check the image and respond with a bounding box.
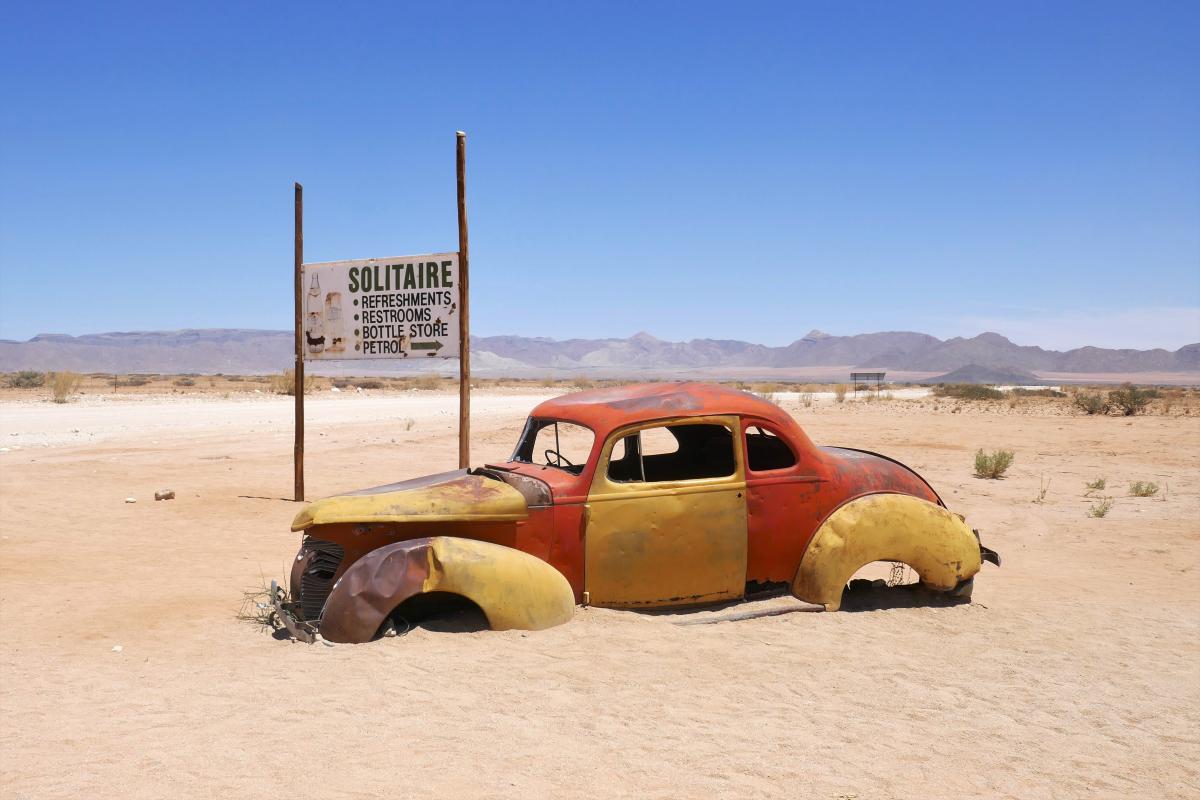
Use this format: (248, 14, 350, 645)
(745, 425, 797, 471)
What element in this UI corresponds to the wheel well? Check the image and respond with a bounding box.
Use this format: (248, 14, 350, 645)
(385, 591, 489, 634)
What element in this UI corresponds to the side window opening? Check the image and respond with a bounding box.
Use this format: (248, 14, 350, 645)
(607, 423, 735, 483)
(511, 418, 595, 475)
(746, 425, 797, 472)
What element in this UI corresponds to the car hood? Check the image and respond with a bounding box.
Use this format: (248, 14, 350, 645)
(290, 469, 530, 532)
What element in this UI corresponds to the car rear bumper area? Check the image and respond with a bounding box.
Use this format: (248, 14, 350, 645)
(974, 530, 1001, 567)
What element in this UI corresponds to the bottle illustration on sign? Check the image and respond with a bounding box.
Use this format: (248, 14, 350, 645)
(324, 291, 345, 352)
(305, 273, 325, 354)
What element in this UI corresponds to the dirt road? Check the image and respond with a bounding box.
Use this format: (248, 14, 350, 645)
(2, 390, 1197, 799)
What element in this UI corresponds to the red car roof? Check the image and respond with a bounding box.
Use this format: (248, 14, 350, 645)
(529, 381, 797, 437)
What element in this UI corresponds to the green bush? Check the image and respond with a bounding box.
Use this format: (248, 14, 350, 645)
(1088, 497, 1114, 518)
(1107, 384, 1157, 416)
(1128, 481, 1159, 497)
(974, 449, 1015, 479)
(1073, 393, 1110, 415)
(936, 384, 1004, 401)
(6, 371, 45, 388)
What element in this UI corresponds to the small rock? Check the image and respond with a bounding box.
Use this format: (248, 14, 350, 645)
(125, 497, 137, 504)
(154, 489, 175, 501)
(111, 645, 123, 653)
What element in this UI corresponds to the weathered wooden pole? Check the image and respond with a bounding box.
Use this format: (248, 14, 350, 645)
(456, 132, 471, 469)
(293, 182, 305, 501)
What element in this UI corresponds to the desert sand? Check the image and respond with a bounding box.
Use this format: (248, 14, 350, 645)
(1, 387, 1198, 799)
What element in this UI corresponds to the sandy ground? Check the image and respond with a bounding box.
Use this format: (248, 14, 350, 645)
(1, 389, 1198, 799)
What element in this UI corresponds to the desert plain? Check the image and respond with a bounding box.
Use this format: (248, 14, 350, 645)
(1, 380, 1198, 799)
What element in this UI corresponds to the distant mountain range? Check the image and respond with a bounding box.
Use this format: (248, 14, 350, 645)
(1, 328, 1196, 381)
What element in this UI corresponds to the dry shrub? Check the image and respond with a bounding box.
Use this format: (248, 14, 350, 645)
(1011, 387, 1066, 398)
(974, 448, 1014, 479)
(402, 375, 443, 391)
(6, 371, 45, 388)
(1073, 393, 1109, 415)
(173, 377, 196, 387)
(834, 384, 847, 403)
(1108, 384, 1157, 416)
(799, 392, 814, 408)
(936, 384, 1003, 401)
(1088, 497, 1114, 518)
(51, 371, 83, 403)
(1128, 481, 1159, 497)
(270, 369, 315, 395)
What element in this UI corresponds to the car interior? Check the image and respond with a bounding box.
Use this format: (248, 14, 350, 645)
(607, 423, 735, 482)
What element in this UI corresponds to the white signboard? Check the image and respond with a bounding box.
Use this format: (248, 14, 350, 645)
(300, 253, 460, 360)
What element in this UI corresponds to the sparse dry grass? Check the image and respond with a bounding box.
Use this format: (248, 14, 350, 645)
(269, 369, 315, 395)
(50, 371, 82, 403)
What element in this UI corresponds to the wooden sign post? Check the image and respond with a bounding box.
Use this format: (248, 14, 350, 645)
(294, 182, 305, 501)
(456, 131, 471, 469)
(292, 133, 471, 501)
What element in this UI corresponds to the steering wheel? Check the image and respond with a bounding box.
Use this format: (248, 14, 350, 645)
(544, 448, 574, 468)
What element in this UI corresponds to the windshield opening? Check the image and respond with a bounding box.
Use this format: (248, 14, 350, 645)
(511, 418, 595, 475)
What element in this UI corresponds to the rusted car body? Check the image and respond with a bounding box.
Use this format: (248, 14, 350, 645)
(276, 382, 999, 643)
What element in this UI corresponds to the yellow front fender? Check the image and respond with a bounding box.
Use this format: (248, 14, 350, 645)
(318, 536, 575, 643)
(291, 472, 528, 531)
(793, 494, 982, 611)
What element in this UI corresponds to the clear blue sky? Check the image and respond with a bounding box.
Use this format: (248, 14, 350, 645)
(2, 1, 1197, 350)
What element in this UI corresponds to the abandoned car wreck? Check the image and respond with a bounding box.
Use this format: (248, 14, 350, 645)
(274, 382, 1000, 643)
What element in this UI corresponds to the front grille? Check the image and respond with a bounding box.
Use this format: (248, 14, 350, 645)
(299, 536, 344, 621)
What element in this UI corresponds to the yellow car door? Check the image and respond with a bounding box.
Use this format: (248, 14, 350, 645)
(584, 415, 749, 607)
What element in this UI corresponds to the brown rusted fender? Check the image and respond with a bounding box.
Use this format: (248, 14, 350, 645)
(318, 536, 575, 643)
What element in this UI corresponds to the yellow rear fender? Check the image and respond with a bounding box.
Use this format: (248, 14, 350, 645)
(793, 493, 982, 611)
(318, 536, 575, 643)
